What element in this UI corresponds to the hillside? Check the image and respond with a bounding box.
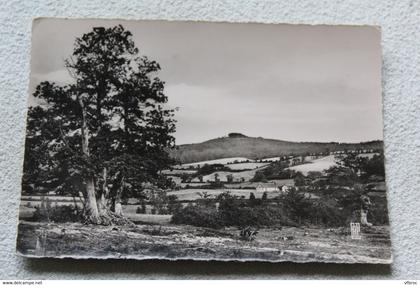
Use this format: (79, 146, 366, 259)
(169, 134, 383, 164)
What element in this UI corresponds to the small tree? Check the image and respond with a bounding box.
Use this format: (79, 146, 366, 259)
(249, 192, 256, 200)
(248, 192, 258, 207)
(226, 174, 233, 183)
(294, 172, 306, 187)
(214, 173, 220, 182)
(280, 188, 312, 224)
(261, 192, 268, 202)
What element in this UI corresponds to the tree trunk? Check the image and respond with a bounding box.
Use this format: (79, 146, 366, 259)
(77, 97, 132, 226)
(97, 167, 109, 215)
(78, 96, 101, 223)
(85, 177, 100, 223)
(114, 176, 125, 215)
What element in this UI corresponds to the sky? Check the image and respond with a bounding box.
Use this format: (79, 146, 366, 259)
(29, 19, 383, 145)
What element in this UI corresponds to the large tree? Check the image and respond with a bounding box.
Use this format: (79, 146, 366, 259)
(23, 25, 176, 224)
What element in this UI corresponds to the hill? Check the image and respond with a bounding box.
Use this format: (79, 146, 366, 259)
(169, 135, 383, 164)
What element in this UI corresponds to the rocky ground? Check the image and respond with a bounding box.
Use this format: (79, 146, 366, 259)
(16, 221, 392, 263)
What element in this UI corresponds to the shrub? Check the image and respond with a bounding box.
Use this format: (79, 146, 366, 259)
(248, 193, 259, 207)
(171, 190, 352, 229)
(278, 188, 312, 222)
(251, 171, 267, 182)
(306, 201, 347, 227)
(217, 192, 288, 227)
(195, 164, 230, 176)
(220, 203, 289, 227)
(366, 196, 389, 225)
(261, 192, 268, 201)
(33, 204, 82, 223)
(158, 208, 169, 215)
(239, 226, 258, 241)
(171, 204, 223, 229)
(136, 205, 146, 214)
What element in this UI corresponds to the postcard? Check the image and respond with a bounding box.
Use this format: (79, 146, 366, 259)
(17, 18, 391, 263)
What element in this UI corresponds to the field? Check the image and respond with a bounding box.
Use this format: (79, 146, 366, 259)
(161, 169, 196, 175)
(261, 157, 281, 161)
(226, 162, 270, 170)
(16, 221, 392, 263)
(202, 166, 269, 182)
(178, 157, 252, 168)
(167, 188, 279, 201)
(288, 155, 338, 175)
(224, 179, 294, 189)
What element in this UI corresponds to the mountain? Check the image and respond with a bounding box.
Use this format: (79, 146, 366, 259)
(169, 133, 383, 164)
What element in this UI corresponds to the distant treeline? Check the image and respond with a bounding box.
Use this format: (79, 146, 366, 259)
(170, 135, 383, 164)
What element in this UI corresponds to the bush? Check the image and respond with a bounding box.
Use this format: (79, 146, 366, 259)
(251, 171, 267, 182)
(158, 208, 169, 215)
(171, 204, 223, 229)
(217, 192, 289, 227)
(261, 192, 268, 201)
(367, 196, 390, 225)
(220, 205, 284, 227)
(306, 200, 347, 227)
(136, 204, 146, 214)
(171, 190, 359, 229)
(278, 188, 312, 221)
(277, 188, 349, 226)
(33, 204, 82, 223)
(248, 193, 259, 207)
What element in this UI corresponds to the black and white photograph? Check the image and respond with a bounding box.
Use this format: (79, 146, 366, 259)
(17, 18, 391, 264)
